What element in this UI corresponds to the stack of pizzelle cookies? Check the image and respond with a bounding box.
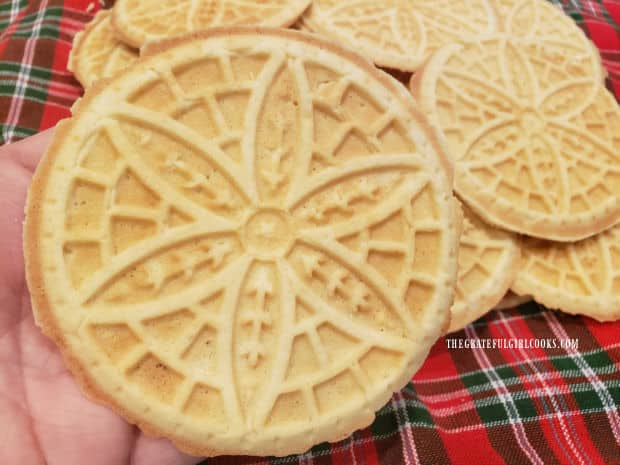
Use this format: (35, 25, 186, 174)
(69, 0, 313, 86)
(410, 0, 620, 327)
(26, 0, 619, 458)
(300, 0, 620, 330)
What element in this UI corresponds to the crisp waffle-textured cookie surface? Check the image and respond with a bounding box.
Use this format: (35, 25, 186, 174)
(494, 290, 531, 310)
(513, 226, 620, 322)
(411, 35, 620, 241)
(300, 0, 497, 72)
(450, 203, 520, 332)
(25, 28, 458, 457)
(68, 10, 138, 87)
(491, 0, 604, 61)
(112, 0, 312, 47)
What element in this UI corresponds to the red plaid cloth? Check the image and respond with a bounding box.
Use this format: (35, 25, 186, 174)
(1, 1, 620, 464)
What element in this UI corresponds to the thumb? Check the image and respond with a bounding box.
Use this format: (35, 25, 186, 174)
(131, 435, 204, 465)
(3, 127, 55, 173)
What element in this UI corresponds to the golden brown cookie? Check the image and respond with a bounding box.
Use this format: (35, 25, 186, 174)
(300, 0, 497, 72)
(513, 226, 620, 322)
(412, 34, 619, 241)
(68, 10, 139, 87)
(112, 0, 312, 48)
(25, 28, 459, 457)
(449, 203, 520, 332)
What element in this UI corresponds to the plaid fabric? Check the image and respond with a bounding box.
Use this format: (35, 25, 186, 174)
(0, 0, 113, 144)
(1, 1, 620, 464)
(206, 303, 620, 465)
(558, 0, 620, 97)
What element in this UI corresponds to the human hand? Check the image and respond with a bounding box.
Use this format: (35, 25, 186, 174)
(0, 130, 203, 465)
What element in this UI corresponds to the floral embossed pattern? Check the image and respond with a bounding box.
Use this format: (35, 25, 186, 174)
(25, 29, 458, 456)
(300, 0, 497, 71)
(413, 35, 620, 241)
(112, 0, 312, 47)
(514, 223, 620, 322)
(449, 203, 520, 333)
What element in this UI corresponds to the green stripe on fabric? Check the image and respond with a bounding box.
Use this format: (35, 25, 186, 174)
(9, 2, 61, 135)
(14, 17, 63, 28)
(546, 0, 585, 24)
(0, 83, 18, 95)
(473, 406, 618, 429)
(573, 390, 604, 411)
(550, 356, 580, 372)
(371, 407, 400, 437)
(450, 347, 619, 382)
(475, 403, 510, 423)
(0, 125, 36, 144)
(12, 27, 64, 39)
(582, 350, 615, 369)
(23, 86, 47, 101)
(605, 384, 620, 401)
(567, 10, 585, 24)
(4, 6, 64, 41)
(455, 367, 618, 395)
(406, 402, 434, 427)
(495, 365, 519, 380)
(0, 0, 27, 14)
(404, 380, 620, 411)
(515, 301, 546, 315)
(15, 7, 63, 25)
(478, 302, 545, 325)
(0, 61, 53, 79)
(308, 441, 332, 457)
(512, 397, 539, 420)
(460, 370, 489, 389)
(0, 73, 54, 89)
(0, 85, 49, 103)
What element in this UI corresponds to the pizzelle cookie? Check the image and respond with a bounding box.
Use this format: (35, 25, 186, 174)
(493, 290, 531, 310)
(491, 0, 604, 71)
(112, 0, 312, 48)
(25, 28, 458, 456)
(513, 225, 620, 322)
(299, 0, 497, 72)
(449, 203, 520, 332)
(490, 0, 606, 86)
(411, 35, 620, 241)
(68, 10, 139, 88)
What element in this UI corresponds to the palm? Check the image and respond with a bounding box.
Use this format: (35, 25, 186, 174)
(0, 131, 200, 465)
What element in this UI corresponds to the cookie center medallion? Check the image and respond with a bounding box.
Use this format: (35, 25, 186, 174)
(519, 109, 545, 134)
(243, 209, 293, 257)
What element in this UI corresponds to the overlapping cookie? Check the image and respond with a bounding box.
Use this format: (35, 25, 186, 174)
(112, 0, 312, 47)
(69, 10, 138, 87)
(450, 203, 520, 332)
(412, 34, 620, 241)
(494, 290, 531, 310)
(491, 0, 605, 75)
(300, 0, 497, 71)
(513, 225, 620, 321)
(25, 28, 459, 457)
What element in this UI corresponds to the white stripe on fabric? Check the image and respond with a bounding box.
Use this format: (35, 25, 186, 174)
(496, 311, 590, 465)
(465, 325, 544, 465)
(4, 0, 50, 143)
(545, 312, 620, 443)
(390, 393, 420, 465)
